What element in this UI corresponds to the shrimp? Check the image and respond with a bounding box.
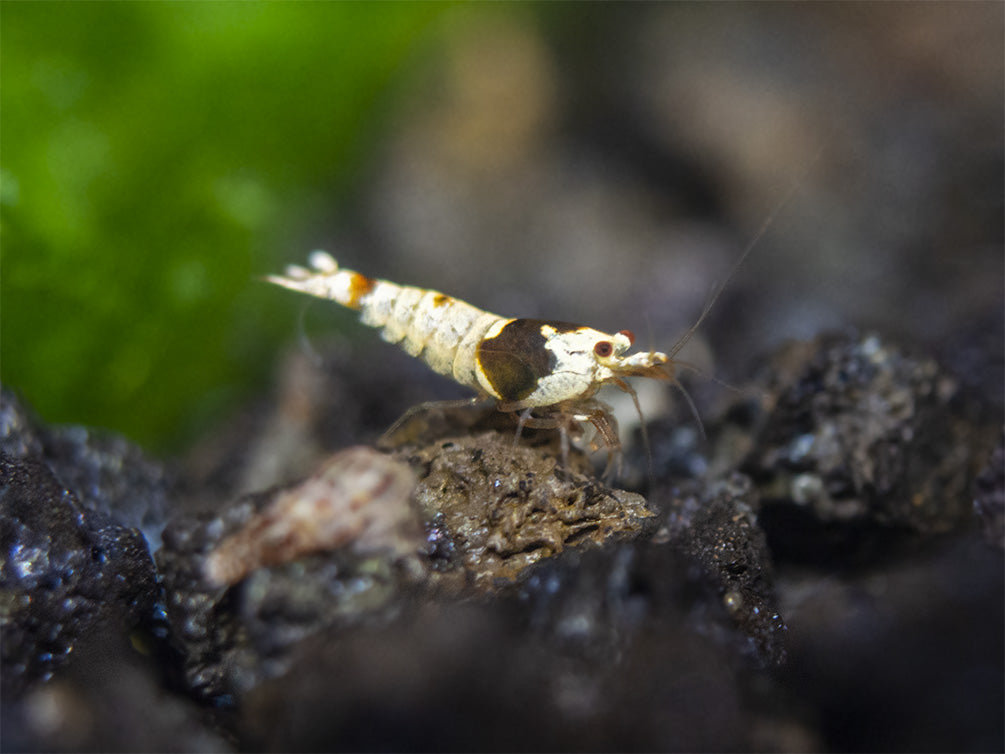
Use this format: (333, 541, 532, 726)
(266, 154, 813, 476)
(266, 251, 682, 472)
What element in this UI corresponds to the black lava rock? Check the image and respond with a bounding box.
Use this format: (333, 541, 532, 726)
(746, 333, 987, 544)
(0, 452, 161, 699)
(0, 387, 174, 550)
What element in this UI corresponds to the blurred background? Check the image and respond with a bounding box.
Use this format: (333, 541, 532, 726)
(3, 2, 1002, 454)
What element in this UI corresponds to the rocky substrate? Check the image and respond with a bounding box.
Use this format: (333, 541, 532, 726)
(2, 331, 1001, 752)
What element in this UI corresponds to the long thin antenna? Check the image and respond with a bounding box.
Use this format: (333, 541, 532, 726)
(668, 149, 825, 361)
(617, 377, 654, 485)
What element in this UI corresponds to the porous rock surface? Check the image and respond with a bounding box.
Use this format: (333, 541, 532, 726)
(2, 324, 1000, 752)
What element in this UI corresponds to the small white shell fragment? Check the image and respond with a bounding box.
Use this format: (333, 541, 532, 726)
(203, 446, 420, 587)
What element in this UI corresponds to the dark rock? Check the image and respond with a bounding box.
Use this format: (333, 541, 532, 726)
(156, 482, 416, 705)
(655, 473, 787, 666)
(778, 533, 1004, 753)
(0, 389, 45, 459)
(974, 440, 1004, 548)
(238, 600, 754, 752)
(0, 452, 161, 699)
(515, 525, 788, 685)
(158, 420, 657, 706)
(746, 333, 986, 539)
(0, 388, 173, 550)
(1, 628, 231, 753)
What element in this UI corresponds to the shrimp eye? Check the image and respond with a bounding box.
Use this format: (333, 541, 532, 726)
(594, 340, 614, 357)
(618, 329, 635, 345)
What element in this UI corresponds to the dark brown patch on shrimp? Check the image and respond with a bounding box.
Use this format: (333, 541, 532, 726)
(476, 319, 556, 401)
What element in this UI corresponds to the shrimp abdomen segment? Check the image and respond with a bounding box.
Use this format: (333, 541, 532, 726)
(266, 252, 502, 392)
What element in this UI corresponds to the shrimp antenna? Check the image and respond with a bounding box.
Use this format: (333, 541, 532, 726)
(613, 377, 654, 487)
(673, 359, 747, 396)
(669, 376, 706, 441)
(668, 149, 825, 362)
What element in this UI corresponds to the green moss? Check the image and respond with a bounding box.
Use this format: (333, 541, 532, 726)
(1, 2, 452, 452)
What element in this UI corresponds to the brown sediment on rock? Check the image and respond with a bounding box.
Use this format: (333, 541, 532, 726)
(397, 431, 657, 592)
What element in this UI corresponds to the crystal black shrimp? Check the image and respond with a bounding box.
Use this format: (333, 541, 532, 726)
(266, 157, 813, 475)
(266, 251, 697, 473)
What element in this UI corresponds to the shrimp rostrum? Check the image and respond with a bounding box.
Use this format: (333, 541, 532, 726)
(267, 252, 688, 473)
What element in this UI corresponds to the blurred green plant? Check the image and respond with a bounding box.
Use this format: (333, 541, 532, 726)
(1, 2, 450, 453)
